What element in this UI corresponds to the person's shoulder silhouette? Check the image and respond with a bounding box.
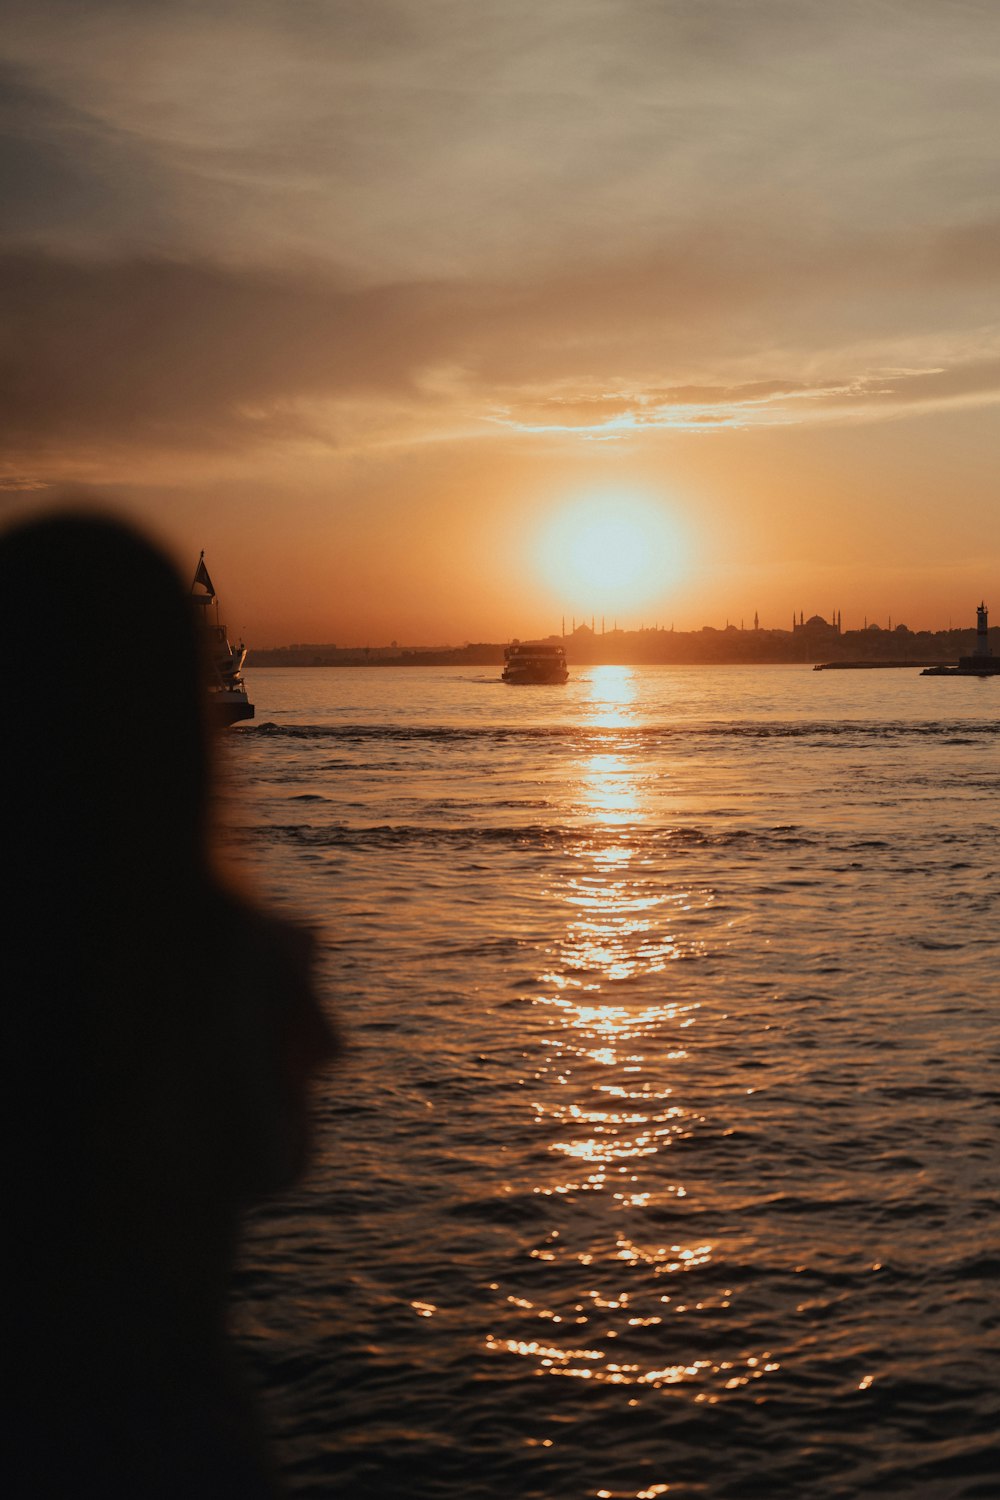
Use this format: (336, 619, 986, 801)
(0, 510, 336, 1497)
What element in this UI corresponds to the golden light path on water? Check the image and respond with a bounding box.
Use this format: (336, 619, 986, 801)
(486, 667, 782, 1427)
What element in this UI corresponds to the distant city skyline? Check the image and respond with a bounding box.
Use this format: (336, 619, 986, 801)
(3, 3, 1000, 644)
(257, 602, 991, 657)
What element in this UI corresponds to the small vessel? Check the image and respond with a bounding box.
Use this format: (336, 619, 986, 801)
(502, 639, 569, 684)
(191, 553, 254, 723)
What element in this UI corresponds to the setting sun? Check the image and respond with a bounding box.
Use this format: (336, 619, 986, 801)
(536, 492, 687, 620)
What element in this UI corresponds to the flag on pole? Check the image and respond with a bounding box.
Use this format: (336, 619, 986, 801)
(192, 552, 216, 598)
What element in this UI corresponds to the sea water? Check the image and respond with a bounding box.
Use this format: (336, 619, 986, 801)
(222, 665, 1000, 1499)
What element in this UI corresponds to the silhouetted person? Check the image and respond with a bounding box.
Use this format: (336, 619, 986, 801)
(0, 512, 336, 1497)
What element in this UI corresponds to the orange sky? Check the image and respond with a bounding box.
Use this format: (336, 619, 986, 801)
(3, 2, 1000, 645)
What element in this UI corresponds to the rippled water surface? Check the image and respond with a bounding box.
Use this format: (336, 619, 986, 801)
(223, 666, 1000, 1499)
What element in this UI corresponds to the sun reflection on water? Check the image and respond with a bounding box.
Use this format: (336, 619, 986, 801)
(585, 664, 642, 730)
(480, 666, 785, 1403)
(582, 753, 643, 825)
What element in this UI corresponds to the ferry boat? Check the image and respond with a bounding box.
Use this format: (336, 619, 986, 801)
(191, 553, 254, 724)
(502, 640, 569, 684)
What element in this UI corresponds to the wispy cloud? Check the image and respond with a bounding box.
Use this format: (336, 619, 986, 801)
(488, 358, 1000, 438)
(5, 1, 1000, 277)
(4, 212, 1000, 472)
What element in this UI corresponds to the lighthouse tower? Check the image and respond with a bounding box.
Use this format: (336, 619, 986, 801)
(955, 600, 999, 672)
(974, 602, 991, 659)
(923, 600, 1000, 675)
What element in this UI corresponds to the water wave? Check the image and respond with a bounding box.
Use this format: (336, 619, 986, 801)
(243, 718, 1000, 744)
(256, 821, 823, 853)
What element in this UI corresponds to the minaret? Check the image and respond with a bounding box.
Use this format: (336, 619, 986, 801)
(974, 601, 991, 659)
(754, 611, 759, 631)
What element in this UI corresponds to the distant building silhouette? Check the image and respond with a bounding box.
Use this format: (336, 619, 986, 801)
(793, 612, 841, 640)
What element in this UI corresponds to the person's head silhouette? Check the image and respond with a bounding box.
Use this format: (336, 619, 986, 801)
(1, 510, 211, 896)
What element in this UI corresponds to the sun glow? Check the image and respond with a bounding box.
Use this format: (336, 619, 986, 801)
(536, 492, 686, 618)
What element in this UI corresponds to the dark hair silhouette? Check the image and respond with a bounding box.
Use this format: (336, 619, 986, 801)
(1, 512, 335, 1497)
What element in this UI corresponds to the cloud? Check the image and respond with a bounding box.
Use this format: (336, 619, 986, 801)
(5, 1, 1000, 279)
(0, 64, 185, 254)
(0, 252, 463, 452)
(490, 359, 1000, 439)
(3, 210, 1000, 469)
